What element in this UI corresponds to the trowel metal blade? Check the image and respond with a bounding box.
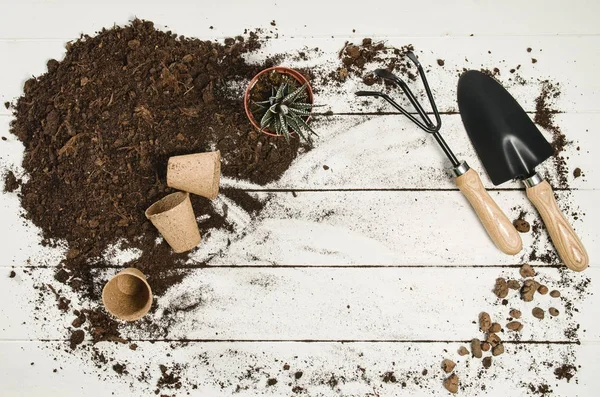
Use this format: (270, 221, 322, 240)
(457, 70, 554, 185)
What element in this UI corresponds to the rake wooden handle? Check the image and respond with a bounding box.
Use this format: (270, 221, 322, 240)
(455, 168, 523, 255)
(526, 179, 589, 272)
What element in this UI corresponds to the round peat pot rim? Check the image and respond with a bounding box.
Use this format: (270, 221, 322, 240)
(145, 191, 189, 219)
(101, 268, 153, 322)
(244, 66, 314, 137)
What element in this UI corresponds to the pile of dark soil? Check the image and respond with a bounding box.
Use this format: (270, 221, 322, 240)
(6, 20, 300, 344)
(8, 19, 297, 295)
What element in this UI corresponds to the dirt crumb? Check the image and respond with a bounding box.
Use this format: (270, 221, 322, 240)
(3, 171, 21, 193)
(482, 356, 492, 369)
(471, 338, 483, 359)
(493, 278, 509, 298)
(492, 343, 504, 356)
(554, 364, 577, 382)
(442, 359, 455, 373)
(69, 330, 85, 349)
(490, 322, 501, 333)
(520, 264, 536, 278)
(532, 307, 545, 319)
(444, 373, 459, 394)
(513, 218, 530, 233)
(509, 309, 522, 319)
(507, 279, 520, 290)
(479, 312, 491, 332)
(506, 321, 523, 331)
(521, 279, 539, 302)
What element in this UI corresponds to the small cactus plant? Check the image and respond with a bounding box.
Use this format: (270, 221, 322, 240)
(253, 82, 318, 143)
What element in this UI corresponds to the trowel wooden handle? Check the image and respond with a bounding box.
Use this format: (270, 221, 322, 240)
(455, 168, 523, 255)
(526, 179, 589, 272)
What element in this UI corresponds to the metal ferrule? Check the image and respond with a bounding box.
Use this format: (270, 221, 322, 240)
(453, 161, 470, 177)
(523, 173, 544, 188)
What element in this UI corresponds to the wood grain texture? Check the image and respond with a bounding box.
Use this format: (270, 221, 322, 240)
(0, 1, 599, 395)
(2, 266, 597, 342)
(2, 190, 598, 268)
(2, 36, 600, 115)
(527, 180, 589, 272)
(0, 340, 595, 397)
(0, 0, 598, 39)
(455, 168, 522, 255)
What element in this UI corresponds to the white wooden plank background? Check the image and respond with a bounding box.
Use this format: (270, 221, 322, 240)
(0, 0, 598, 396)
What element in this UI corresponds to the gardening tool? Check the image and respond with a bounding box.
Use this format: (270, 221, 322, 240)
(457, 70, 588, 272)
(356, 53, 522, 255)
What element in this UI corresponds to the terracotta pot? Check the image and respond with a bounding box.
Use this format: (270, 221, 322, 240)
(244, 66, 314, 137)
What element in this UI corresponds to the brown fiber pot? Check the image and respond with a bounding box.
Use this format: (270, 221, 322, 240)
(244, 66, 314, 137)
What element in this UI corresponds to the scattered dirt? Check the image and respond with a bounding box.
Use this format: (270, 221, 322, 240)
(471, 338, 483, 359)
(493, 278, 509, 298)
(9, 270, 16, 278)
(532, 307, 545, 320)
(3, 170, 21, 192)
(156, 364, 183, 392)
(441, 359, 455, 374)
(491, 344, 505, 356)
(482, 356, 492, 369)
(487, 333, 501, 347)
(334, 39, 415, 85)
(533, 81, 569, 188)
(521, 279, 539, 302)
(514, 218, 531, 233)
(479, 312, 491, 332)
(381, 371, 397, 383)
(267, 378, 278, 386)
(507, 321, 523, 331)
(520, 264, 536, 278)
(554, 364, 577, 382)
(437, 59, 445, 67)
(112, 363, 128, 375)
(508, 279, 521, 290)
(443, 373, 459, 394)
(69, 329, 85, 349)
(573, 167, 582, 178)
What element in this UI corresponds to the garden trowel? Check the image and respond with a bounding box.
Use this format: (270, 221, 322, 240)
(457, 70, 588, 272)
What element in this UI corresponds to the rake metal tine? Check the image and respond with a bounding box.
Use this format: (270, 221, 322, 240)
(406, 52, 442, 131)
(355, 90, 432, 132)
(373, 69, 437, 132)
